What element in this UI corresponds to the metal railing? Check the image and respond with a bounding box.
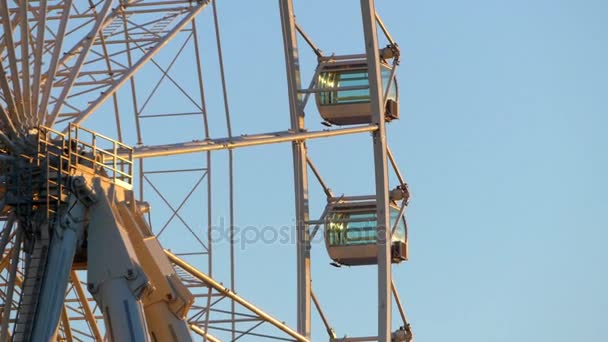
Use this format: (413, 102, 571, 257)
(37, 126, 70, 221)
(38, 124, 134, 189)
(67, 124, 133, 187)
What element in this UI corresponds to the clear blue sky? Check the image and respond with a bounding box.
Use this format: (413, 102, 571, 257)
(89, 0, 608, 340)
(208, 1, 607, 340)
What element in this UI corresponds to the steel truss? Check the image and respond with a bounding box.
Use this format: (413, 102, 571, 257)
(278, 0, 412, 340)
(0, 0, 412, 341)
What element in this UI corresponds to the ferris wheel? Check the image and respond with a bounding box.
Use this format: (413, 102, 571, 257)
(0, 0, 412, 341)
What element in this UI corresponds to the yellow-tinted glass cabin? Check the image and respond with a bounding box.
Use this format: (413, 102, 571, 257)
(315, 58, 398, 126)
(324, 198, 407, 266)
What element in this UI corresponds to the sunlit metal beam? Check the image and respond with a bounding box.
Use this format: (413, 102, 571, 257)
(129, 125, 377, 159)
(0, 0, 25, 121)
(189, 324, 220, 342)
(64, 0, 211, 132)
(165, 250, 309, 342)
(70, 271, 103, 341)
(46, 0, 114, 127)
(36, 0, 73, 123)
(0, 229, 22, 341)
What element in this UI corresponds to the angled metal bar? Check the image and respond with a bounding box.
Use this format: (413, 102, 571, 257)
(211, 0, 233, 138)
(188, 294, 225, 323)
(64, 1, 211, 132)
(0, 253, 9, 272)
(120, 5, 143, 148)
(0, 228, 22, 341)
(30, 0, 48, 125)
(0, 215, 15, 269)
(205, 325, 294, 341)
(203, 307, 258, 319)
(70, 271, 102, 341)
(375, 11, 396, 46)
(308, 207, 328, 240)
(143, 56, 203, 111)
(190, 17, 210, 138)
(0, 0, 25, 120)
(92, 2, 124, 142)
(391, 279, 411, 329)
(46, 0, 115, 127)
(61, 6, 104, 38)
(232, 320, 264, 342)
(166, 250, 309, 342)
(60, 305, 74, 342)
(86, 48, 130, 70)
(0, 8, 22, 56)
(311, 289, 336, 339)
(143, 175, 209, 251)
(135, 32, 195, 115)
(387, 145, 406, 186)
(37, 0, 73, 123)
(295, 22, 322, 58)
(156, 173, 206, 235)
(138, 111, 203, 119)
(19, 0, 32, 126)
(189, 324, 221, 342)
(0, 104, 18, 138)
(306, 156, 333, 198)
(0, 62, 19, 134)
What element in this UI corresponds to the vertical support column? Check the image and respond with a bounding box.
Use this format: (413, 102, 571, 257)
(278, 0, 311, 338)
(360, 0, 392, 340)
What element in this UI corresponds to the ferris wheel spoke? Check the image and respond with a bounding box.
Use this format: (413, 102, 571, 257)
(19, 0, 33, 127)
(0, 0, 25, 124)
(0, 47, 19, 137)
(0, 103, 18, 138)
(0, 61, 20, 135)
(6, 0, 217, 133)
(65, 0, 211, 132)
(29, 0, 48, 127)
(0, 226, 21, 341)
(0, 4, 21, 59)
(45, 0, 115, 128)
(36, 0, 72, 124)
(59, 304, 74, 341)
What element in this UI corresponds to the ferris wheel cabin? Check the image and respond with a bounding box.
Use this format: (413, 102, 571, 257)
(315, 56, 399, 126)
(324, 196, 408, 266)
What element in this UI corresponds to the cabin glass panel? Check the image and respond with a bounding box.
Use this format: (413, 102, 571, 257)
(317, 65, 396, 106)
(326, 205, 405, 247)
(391, 208, 406, 243)
(381, 67, 397, 103)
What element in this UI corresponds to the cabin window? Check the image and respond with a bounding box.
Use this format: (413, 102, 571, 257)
(326, 205, 404, 247)
(317, 65, 396, 106)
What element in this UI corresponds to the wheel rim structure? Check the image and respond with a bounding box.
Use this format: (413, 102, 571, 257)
(0, 0, 412, 341)
(0, 0, 316, 340)
(0, 0, 215, 339)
